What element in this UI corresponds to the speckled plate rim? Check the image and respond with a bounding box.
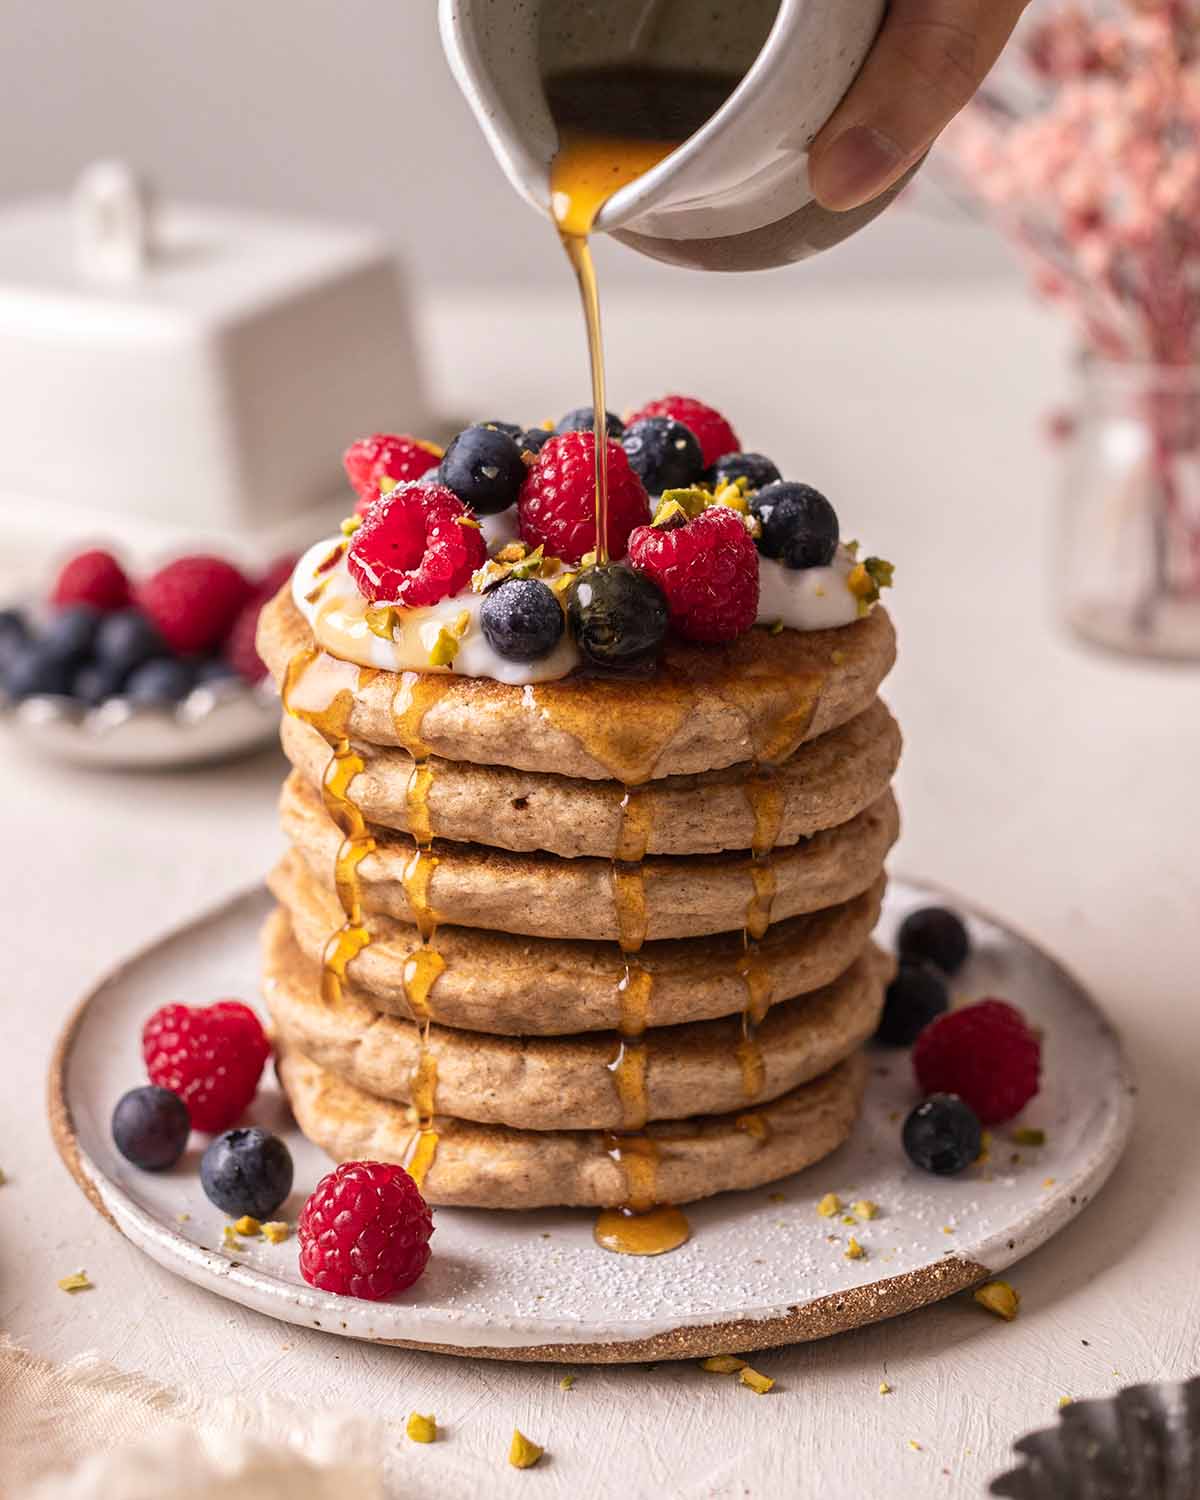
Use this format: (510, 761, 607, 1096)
(48, 877, 1135, 1364)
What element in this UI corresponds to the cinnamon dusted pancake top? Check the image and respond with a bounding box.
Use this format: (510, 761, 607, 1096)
(277, 1049, 868, 1210)
(279, 698, 901, 859)
(270, 851, 886, 1035)
(258, 586, 896, 782)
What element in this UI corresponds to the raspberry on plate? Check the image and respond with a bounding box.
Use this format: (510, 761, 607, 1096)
(343, 433, 442, 512)
(254, 554, 299, 601)
(347, 483, 486, 606)
(51, 549, 132, 613)
(627, 502, 759, 642)
(517, 432, 649, 564)
(626, 395, 740, 468)
(138, 556, 255, 656)
(912, 999, 1041, 1125)
(298, 1160, 434, 1300)
(223, 596, 269, 683)
(142, 999, 271, 1133)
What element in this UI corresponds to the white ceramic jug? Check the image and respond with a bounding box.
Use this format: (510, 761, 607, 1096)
(440, 0, 909, 271)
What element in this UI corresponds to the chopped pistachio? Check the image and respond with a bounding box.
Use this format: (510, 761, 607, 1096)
(453, 514, 482, 530)
(700, 1355, 747, 1374)
(339, 514, 362, 535)
(378, 476, 398, 495)
(407, 1412, 437, 1444)
(712, 476, 751, 513)
(879, 1381, 892, 1395)
(909, 1440, 922, 1452)
(974, 1280, 1021, 1321)
(58, 1271, 93, 1294)
(768, 619, 785, 636)
(508, 1429, 544, 1469)
(497, 541, 530, 563)
(234, 1216, 261, 1237)
(428, 626, 462, 668)
(365, 604, 400, 640)
(1058, 1396, 1073, 1409)
(650, 496, 692, 530)
(262, 1221, 290, 1244)
(816, 1192, 842, 1218)
(656, 486, 710, 520)
(739, 1367, 775, 1395)
(559, 1374, 576, 1391)
(841, 1214, 857, 1226)
(845, 1236, 866, 1261)
(222, 1225, 244, 1251)
(843, 539, 861, 560)
(853, 1200, 879, 1220)
(767, 1191, 786, 1204)
(1013, 1127, 1046, 1147)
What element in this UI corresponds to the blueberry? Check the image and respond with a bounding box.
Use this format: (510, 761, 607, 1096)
(3, 644, 74, 699)
(566, 564, 669, 669)
(125, 657, 196, 706)
(898, 906, 971, 977)
(95, 609, 164, 676)
(708, 451, 782, 491)
(476, 419, 523, 441)
(554, 406, 625, 439)
(71, 660, 127, 707)
(42, 604, 102, 663)
(0, 608, 30, 667)
(481, 578, 565, 661)
(200, 1127, 294, 1218)
(112, 1085, 191, 1170)
(875, 960, 949, 1047)
(519, 426, 554, 456)
(438, 424, 527, 515)
(194, 658, 238, 686)
(902, 1093, 982, 1176)
(751, 482, 839, 569)
(621, 416, 704, 495)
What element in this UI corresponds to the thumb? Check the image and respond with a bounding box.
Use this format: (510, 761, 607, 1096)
(808, 0, 1028, 211)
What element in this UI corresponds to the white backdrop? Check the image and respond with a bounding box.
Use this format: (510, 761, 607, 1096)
(0, 0, 1019, 298)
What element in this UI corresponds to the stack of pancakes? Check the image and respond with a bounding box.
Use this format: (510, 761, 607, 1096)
(258, 586, 901, 1215)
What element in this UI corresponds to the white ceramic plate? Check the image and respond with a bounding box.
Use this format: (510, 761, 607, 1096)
(50, 879, 1134, 1363)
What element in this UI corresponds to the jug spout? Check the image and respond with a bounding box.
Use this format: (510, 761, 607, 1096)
(440, 0, 908, 271)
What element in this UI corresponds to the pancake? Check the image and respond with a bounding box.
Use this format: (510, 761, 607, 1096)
(281, 771, 899, 941)
(263, 907, 887, 1130)
(277, 1048, 868, 1209)
(270, 850, 886, 1034)
(259, 587, 896, 782)
(279, 697, 902, 859)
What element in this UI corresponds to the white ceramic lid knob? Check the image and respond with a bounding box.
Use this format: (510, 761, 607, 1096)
(72, 160, 155, 283)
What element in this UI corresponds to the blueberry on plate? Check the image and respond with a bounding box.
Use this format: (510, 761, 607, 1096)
(438, 423, 527, 516)
(3, 643, 74, 700)
(554, 406, 625, 439)
(193, 658, 239, 686)
(112, 1085, 191, 1170)
(41, 604, 102, 663)
(475, 419, 523, 440)
(875, 960, 949, 1047)
(708, 451, 782, 491)
(95, 609, 164, 676)
(71, 660, 128, 708)
(621, 416, 704, 495)
(566, 564, 669, 669)
(125, 657, 196, 706)
(0, 608, 30, 666)
(902, 1093, 982, 1175)
(200, 1127, 294, 1218)
(898, 905, 970, 976)
(519, 426, 554, 456)
(751, 481, 839, 570)
(481, 577, 565, 661)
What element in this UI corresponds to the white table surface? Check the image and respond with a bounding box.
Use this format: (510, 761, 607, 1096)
(4, 281, 1199, 1498)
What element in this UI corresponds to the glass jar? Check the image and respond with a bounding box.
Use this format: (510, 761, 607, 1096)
(1059, 355, 1200, 660)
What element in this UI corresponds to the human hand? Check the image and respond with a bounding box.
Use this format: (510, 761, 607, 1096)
(809, 0, 1029, 210)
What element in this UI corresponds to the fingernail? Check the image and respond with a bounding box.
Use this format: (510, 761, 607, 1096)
(811, 126, 904, 211)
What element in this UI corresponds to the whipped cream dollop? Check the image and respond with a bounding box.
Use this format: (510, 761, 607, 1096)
(293, 509, 874, 683)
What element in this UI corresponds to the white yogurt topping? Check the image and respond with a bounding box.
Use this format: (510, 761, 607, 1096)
(294, 511, 875, 684)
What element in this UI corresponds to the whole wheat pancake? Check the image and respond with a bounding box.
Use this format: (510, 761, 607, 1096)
(277, 1048, 867, 1209)
(263, 907, 887, 1130)
(270, 850, 885, 1034)
(280, 697, 901, 859)
(281, 771, 899, 941)
(259, 587, 896, 782)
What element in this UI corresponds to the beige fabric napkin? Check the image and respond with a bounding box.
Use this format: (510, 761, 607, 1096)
(0, 1338, 386, 1500)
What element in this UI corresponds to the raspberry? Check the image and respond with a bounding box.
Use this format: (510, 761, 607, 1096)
(142, 1000, 270, 1133)
(50, 549, 131, 613)
(626, 395, 740, 468)
(517, 432, 649, 564)
(137, 556, 255, 656)
(343, 433, 442, 513)
(223, 596, 268, 682)
(912, 999, 1041, 1126)
(298, 1160, 434, 1300)
(627, 504, 759, 642)
(254, 554, 299, 600)
(347, 483, 486, 605)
